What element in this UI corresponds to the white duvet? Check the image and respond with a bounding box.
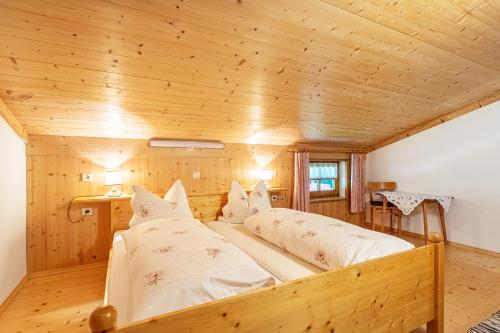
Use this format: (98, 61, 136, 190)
(244, 208, 414, 270)
(121, 218, 275, 322)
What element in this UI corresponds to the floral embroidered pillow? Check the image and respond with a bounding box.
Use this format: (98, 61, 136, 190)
(163, 179, 193, 219)
(219, 180, 272, 223)
(219, 181, 252, 224)
(129, 185, 178, 227)
(249, 180, 271, 216)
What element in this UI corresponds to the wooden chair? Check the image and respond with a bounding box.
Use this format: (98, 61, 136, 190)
(367, 181, 402, 235)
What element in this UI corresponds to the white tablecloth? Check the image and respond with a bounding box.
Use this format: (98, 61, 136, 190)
(375, 191, 453, 215)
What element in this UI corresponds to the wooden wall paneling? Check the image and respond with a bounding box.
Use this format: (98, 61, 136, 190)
(45, 155, 61, 269)
(122, 157, 141, 195)
(111, 201, 133, 235)
(26, 135, 362, 272)
(309, 200, 364, 225)
(26, 135, 298, 272)
(26, 156, 47, 272)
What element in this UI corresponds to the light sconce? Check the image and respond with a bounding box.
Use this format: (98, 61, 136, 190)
(149, 139, 224, 149)
(104, 170, 123, 197)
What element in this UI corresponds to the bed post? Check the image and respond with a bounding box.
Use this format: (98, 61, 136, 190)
(89, 305, 117, 333)
(426, 232, 444, 333)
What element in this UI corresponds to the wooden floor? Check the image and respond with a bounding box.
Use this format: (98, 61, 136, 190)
(0, 263, 107, 333)
(0, 237, 498, 333)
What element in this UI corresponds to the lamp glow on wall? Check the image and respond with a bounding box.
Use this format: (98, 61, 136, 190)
(104, 170, 123, 197)
(252, 169, 275, 188)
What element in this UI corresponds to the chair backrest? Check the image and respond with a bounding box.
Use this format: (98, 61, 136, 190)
(367, 181, 397, 201)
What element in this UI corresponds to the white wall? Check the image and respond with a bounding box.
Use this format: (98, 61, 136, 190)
(0, 116, 26, 303)
(367, 101, 500, 253)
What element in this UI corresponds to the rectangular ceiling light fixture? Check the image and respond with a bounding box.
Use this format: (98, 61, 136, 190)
(149, 139, 225, 149)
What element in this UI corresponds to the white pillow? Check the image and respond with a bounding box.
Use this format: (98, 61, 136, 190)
(129, 186, 178, 227)
(219, 180, 272, 223)
(164, 180, 193, 219)
(249, 181, 272, 215)
(219, 181, 251, 223)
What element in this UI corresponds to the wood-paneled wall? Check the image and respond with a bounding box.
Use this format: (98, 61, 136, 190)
(27, 135, 361, 273)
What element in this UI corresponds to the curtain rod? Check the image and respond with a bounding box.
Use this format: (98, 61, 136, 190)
(288, 147, 367, 153)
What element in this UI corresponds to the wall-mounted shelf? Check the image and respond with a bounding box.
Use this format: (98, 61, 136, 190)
(72, 188, 288, 203)
(72, 195, 133, 204)
(73, 187, 289, 241)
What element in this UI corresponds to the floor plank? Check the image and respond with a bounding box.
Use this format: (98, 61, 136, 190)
(0, 238, 498, 332)
(0, 263, 106, 333)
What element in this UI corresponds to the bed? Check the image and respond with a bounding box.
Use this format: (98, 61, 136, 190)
(105, 221, 320, 326)
(91, 192, 444, 333)
(205, 221, 322, 282)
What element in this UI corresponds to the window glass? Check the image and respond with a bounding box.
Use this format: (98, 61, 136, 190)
(309, 179, 320, 192)
(320, 179, 335, 191)
(309, 162, 340, 198)
(309, 163, 337, 179)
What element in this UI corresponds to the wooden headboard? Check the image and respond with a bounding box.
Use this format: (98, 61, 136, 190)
(109, 188, 287, 234)
(110, 192, 228, 234)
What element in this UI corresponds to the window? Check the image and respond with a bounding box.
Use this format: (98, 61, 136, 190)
(309, 161, 339, 198)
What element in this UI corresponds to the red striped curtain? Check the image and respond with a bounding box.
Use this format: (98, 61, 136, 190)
(292, 152, 310, 212)
(350, 153, 366, 214)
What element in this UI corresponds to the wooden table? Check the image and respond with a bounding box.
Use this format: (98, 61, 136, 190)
(378, 192, 452, 244)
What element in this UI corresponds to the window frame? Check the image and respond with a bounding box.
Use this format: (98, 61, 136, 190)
(309, 160, 340, 199)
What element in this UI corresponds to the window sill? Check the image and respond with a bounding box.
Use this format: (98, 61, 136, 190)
(310, 196, 348, 203)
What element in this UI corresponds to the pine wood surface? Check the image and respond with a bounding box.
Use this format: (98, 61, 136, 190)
(0, 1, 498, 147)
(2, 236, 499, 333)
(115, 241, 440, 333)
(27, 135, 359, 273)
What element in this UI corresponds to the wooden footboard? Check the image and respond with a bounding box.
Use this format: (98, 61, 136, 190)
(90, 233, 444, 333)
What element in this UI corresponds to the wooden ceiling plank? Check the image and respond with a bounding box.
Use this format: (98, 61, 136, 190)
(321, 0, 500, 71)
(2, 0, 498, 90)
(0, 53, 484, 108)
(0, 0, 498, 147)
(223, 0, 500, 85)
(1, 16, 494, 106)
(1, 53, 491, 115)
(10, 103, 427, 130)
(0, 73, 459, 117)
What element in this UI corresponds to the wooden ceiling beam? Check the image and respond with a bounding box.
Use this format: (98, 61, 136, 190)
(367, 91, 500, 153)
(0, 96, 28, 142)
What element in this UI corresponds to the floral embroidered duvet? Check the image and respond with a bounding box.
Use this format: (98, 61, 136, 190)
(244, 208, 414, 270)
(120, 218, 275, 322)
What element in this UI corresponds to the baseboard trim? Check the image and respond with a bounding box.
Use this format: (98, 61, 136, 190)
(363, 221, 500, 258)
(447, 240, 500, 258)
(28, 261, 108, 279)
(0, 275, 28, 316)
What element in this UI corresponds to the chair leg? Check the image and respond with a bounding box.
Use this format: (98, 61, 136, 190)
(397, 212, 402, 237)
(371, 207, 375, 230)
(390, 210, 394, 234)
(381, 198, 388, 233)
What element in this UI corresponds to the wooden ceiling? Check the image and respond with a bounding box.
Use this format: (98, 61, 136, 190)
(0, 0, 499, 148)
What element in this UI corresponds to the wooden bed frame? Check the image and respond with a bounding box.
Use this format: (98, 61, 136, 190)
(89, 193, 444, 333)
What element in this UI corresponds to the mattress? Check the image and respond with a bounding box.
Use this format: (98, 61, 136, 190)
(106, 222, 321, 326)
(205, 221, 322, 282)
